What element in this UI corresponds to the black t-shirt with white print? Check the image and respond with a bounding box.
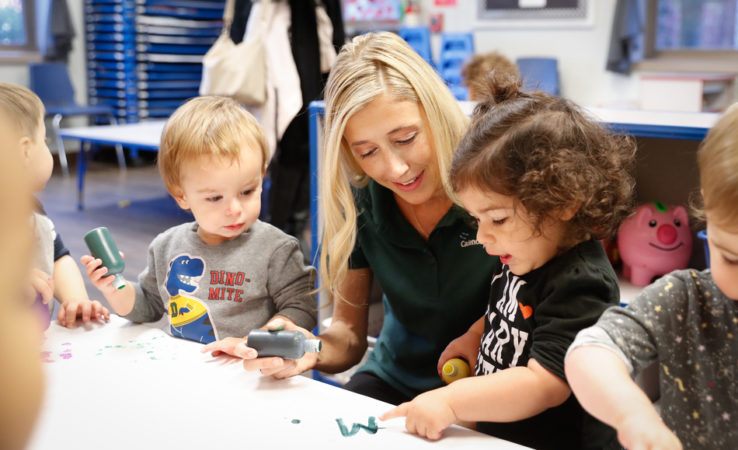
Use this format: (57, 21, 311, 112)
(475, 240, 620, 450)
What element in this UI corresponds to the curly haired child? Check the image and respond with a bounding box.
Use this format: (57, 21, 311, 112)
(566, 105, 738, 450)
(382, 74, 635, 450)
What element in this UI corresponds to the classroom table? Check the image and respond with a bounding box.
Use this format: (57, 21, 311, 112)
(57, 120, 165, 210)
(28, 316, 530, 450)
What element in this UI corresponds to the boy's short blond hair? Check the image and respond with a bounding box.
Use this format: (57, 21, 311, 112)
(0, 82, 44, 138)
(158, 96, 268, 194)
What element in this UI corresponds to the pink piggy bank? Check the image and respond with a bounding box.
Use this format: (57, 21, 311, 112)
(617, 202, 692, 286)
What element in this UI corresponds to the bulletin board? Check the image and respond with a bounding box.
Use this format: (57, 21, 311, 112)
(479, 0, 588, 21)
(343, 0, 403, 23)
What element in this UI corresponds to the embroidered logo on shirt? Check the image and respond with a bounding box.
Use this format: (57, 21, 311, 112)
(459, 231, 482, 248)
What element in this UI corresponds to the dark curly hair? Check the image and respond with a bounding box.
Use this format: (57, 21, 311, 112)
(450, 73, 636, 245)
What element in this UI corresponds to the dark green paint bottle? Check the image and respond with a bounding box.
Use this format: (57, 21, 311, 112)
(84, 227, 126, 290)
(247, 330, 321, 359)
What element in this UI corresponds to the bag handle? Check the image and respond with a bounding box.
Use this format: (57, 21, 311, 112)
(222, 0, 274, 35)
(220, 0, 236, 32)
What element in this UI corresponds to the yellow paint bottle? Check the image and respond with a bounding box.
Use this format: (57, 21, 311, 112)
(441, 358, 471, 384)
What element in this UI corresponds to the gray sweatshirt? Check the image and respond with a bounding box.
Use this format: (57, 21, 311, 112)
(569, 269, 738, 450)
(124, 220, 316, 344)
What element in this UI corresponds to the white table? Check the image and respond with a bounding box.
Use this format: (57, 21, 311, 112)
(58, 121, 165, 210)
(29, 316, 530, 450)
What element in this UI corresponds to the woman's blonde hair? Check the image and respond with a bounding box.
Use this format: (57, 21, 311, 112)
(319, 32, 468, 300)
(159, 96, 269, 195)
(697, 103, 738, 230)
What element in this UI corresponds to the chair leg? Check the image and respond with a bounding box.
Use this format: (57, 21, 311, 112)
(107, 114, 126, 172)
(51, 114, 69, 177)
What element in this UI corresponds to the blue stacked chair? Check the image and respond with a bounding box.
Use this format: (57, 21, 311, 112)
(85, 0, 222, 126)
(438, 32, 474, 100)
(398, 26, 433, 67)
(30, 62, 125, 177)
(516, 57, 560, 96)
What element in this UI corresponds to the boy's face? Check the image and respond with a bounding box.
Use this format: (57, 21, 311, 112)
(457, 185, 569, 276)
(706, 214, 738, 300)
(173, 148, 263, 246)
(21, 116, 53, 192)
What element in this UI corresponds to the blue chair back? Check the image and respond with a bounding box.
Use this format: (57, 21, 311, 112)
(398, 26, 433, 66)
(29, 63, 78, 108)
(440, 33, 474, 55)
(516, 57, 560, 96)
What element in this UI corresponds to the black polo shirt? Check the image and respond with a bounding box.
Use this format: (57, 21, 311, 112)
(349, 181, 500, 396)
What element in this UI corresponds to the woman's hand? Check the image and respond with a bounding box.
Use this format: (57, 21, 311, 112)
(437, 329, 481, 376)
(202, 318, 319, 379)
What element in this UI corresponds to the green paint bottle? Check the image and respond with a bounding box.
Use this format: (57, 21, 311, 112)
(84, 227, 126, 290)
(247, 330, 321, 359)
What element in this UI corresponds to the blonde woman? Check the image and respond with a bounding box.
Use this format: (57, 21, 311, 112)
(208, 32, 499, 404)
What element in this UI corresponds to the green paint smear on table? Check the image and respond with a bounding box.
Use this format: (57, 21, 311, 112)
(335, 417, 378, 437)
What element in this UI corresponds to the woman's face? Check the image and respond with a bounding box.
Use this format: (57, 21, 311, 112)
(343, 94, 443, 205)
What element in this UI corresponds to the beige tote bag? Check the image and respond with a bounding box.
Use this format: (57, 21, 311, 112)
(200, 0, 272, 106)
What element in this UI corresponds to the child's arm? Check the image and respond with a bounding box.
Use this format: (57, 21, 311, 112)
(266, 240, 317, 331)
(53, 255, 110, 326)
(566, 345, 682, 450)
(381, 357, 570, 440)
(29, 268, 54, 305)
(81, 255, 136, 315)
(203, 268, 372, 379)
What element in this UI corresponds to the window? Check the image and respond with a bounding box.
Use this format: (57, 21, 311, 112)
(656, 0, 738, 51)
(0, 0, 35, 53)
(639, 0, 738, 73)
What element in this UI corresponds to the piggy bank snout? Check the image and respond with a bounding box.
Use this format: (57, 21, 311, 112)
(656, 224, 678, 245)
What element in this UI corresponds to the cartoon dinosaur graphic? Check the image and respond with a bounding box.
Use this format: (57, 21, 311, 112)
(164, 255, 216, 343)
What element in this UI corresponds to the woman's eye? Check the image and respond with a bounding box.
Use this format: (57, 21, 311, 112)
(492, 218, 507, 226)
(360, 148, 377, 159)
(396, 134, 416, 145)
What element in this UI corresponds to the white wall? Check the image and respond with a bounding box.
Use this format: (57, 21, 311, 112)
(2, 1, 639, 109)
(0, 0, 87, 105)
(425, 0, 640, 107)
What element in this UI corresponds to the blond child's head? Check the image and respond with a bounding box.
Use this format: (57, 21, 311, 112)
(0, 83, 53, 192)
(697, 104, 738, 299)
(462, 52, 520, 102)
(159, 96, 269, 245)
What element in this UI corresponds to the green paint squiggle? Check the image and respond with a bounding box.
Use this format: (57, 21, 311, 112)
(335, 417, 378, 437)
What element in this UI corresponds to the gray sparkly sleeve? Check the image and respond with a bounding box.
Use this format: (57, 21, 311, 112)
(568, 325, 635, 374)
(593, 274, 688, 374)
